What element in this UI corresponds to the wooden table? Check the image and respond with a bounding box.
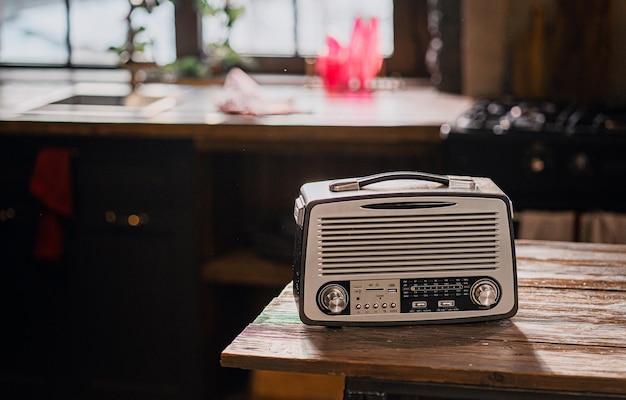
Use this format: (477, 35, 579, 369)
(221, 240, 626, 399)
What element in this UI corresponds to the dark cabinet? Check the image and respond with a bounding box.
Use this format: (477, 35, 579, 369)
(0, 135, 201, 399)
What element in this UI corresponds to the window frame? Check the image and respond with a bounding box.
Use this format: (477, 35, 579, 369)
(0, 0, 430, 78)
(175, 0, 430, 77)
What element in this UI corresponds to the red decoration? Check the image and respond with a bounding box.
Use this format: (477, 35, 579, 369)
(316, 17, 383, 92)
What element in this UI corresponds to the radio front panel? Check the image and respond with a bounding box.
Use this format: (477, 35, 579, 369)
(298, 193, 517, 325)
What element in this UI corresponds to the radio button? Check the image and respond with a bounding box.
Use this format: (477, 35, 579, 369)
(438, 300, 455, 308)
(412, 301, 428, 309)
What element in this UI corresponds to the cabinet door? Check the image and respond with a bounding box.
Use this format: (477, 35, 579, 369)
(0, 138, 74, 398)
(65, 137, 200, 399)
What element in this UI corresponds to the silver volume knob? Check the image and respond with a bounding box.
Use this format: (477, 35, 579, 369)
(471, 279, 500, 307)
(319, 284, 349, 314)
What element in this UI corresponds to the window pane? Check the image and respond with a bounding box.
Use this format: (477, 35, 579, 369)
(204, 0, 296, 56)
(296, 0, 394, 57)
(123, 0, 176, 65)
(70, 0, 128, 65)
(0, 0, 69, 64)
(0, 0, 175, 66)
(201, 0, 393, 58)
(70, 0, 175, 66)
(232, 0, 295, 55)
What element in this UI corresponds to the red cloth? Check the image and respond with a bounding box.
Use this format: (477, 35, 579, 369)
(29, 147, 73, 262)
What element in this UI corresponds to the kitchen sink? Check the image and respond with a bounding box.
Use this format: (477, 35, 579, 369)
(19, 82, 179, 118)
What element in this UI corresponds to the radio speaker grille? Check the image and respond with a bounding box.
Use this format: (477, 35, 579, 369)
(316, 212, 502, 276)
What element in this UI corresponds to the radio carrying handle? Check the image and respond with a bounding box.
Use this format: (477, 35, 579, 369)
(328, 171, 475, 192)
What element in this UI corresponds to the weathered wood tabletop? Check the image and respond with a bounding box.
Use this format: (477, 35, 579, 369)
(221, 240, 626, 397)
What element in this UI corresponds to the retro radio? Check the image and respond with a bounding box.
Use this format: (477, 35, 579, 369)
(292, 171, 518, 326)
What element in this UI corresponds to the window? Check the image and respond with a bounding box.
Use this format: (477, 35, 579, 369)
(0, 0, 429, 77)
(0, 0, 175, 66)
(198, 0, 428, 76)
(1, 0, 71, 65)
(202, 0, 394, 57)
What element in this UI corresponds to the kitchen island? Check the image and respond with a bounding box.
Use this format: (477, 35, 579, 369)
(0, 68, 472, 153)
(0, 68, 471, 398)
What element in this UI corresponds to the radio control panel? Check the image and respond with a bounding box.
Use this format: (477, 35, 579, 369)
(317, 277, 501, 315)
(350, 279, 401, 315)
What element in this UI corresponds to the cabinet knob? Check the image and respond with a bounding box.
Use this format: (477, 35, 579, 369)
(0, 208, 16, 222)
(104, 211, 150, 227)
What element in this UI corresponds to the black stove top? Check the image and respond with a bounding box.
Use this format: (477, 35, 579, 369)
(448, 98, 626, 136)
(442, 99, 626, 212)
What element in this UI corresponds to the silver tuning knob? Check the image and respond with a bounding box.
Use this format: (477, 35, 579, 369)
(319, 284, 349, 314)
(471, 279, 500, 307)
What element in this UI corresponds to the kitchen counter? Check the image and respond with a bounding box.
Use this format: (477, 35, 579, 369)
(0, 68, 472, 153)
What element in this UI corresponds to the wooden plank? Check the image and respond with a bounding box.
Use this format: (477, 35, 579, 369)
(221, 241, 626, 395)
(231, 285, 626, 347)
(517, 262, 626, 291)
(222, 286, 626, 393)
(516, 240, 626, 291)
(222, 323, 626, 394)
(515, 240, 626, 267)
